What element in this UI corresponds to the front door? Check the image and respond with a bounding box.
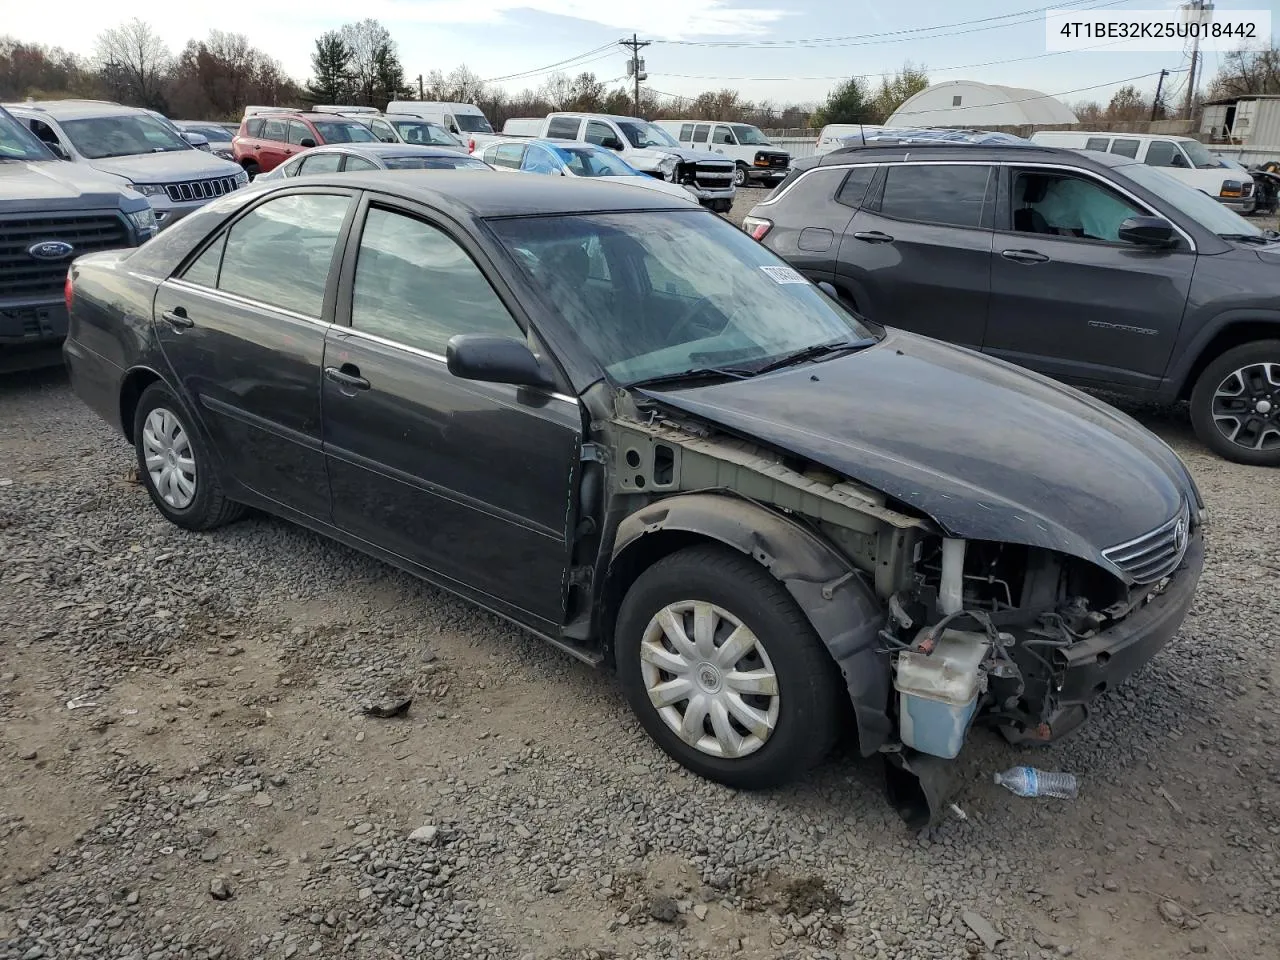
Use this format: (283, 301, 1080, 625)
(322, 200, 581, 631)
(836, 162, 994, 347)
(984, 166, 1193, 391)
(153, 190, 354, 520)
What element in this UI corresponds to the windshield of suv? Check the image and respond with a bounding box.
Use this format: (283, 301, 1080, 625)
(552, 145, 639, 177)
(453, 113, 494, 134)
(382, 155, 489, 170)
(312, 120, 378, 144)
(1180, 138, 1222, 170)
(184, 124, 232, 143)
(61, 114, 190, 158)
(617, 120, 680, 149)
(0, 109, 55, 161)
(1118, 162, 1264, 238)
(490, 211, 875, 384)
(731, 124, 770, 145)
(390, 119, 461, 146)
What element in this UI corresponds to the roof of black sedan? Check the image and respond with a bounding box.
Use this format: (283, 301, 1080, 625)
(257, 170, 697, 217)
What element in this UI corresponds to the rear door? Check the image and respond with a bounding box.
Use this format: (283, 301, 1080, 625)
(984, 164, 1193, 390)
(837, 161, 994, 347)
(256, 118, 290, 170)
(321, 197, 581, 631)
(764, 165, 878, 284)
(153, 189, 356, 520)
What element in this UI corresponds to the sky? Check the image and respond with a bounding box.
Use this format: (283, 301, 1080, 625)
(4, 0, 1273, 108)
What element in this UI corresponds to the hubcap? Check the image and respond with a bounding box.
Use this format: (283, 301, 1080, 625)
(142, 407, 197, 509)
(639, 600, 780, 759)
(1211, 362, 1280, 451)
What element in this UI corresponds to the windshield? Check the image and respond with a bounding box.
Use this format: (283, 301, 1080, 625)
(0, 109, 56, 161)
(617, 120, 679, 149)
(391, 120, 461, 146)
(453, 113, 493, 134)
(312, 120, 377, 144)
(1118, 162, 1263, 238)
(61, 114, 189, 158)
(552, 145, 638, 177)
(1180, 139, 1221, 170)
(731, 124, 770, 145)
(187, 125, 232, 143)
(383, 155, 489, 170)
(490, 211, 875, 384)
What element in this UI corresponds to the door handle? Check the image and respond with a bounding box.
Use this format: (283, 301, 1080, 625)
(324, 364, 370, 391)
(1001, 249, 1050, 264)
(162, 308, 194, 330)
(852, 231, 895, 243)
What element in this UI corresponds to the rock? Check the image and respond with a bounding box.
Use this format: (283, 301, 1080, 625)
(19, 748, 37, 760)
(270, 773, 288, 787)
(251, 793, 273, 807)
(22, 947, 46, 960)
(200, 846, 220, 863)
(962, 911, 1003, 951)
(363, 696, 412, 718)
(209, 876, 233, 900)
(1103, 879, 1119, 892)
(409, 825, 439, 845)
(693, 904, 709, 921)
(1159, 901, 1184, 924)
(1190, 944, 1208, 954)
(649, 896, 679, 923)
(353, 823, 373, 835)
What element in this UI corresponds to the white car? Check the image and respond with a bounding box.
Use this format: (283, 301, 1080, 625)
(478, 138, 699, 204)
(655, 120, 790, 186)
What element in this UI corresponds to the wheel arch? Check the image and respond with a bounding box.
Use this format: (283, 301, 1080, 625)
(119, 365, 167, 443)
(604, 493, 892, 756)
(1171, 312, 1280, 400)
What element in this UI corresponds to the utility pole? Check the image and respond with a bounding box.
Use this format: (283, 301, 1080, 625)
(1151, 68, 1169, 121)
(1182, 1, 1210, 120)
(620, 34, 650, 116)
(417, 74, 424, 100)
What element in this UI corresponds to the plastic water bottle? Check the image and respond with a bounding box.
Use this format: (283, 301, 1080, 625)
(993, 766, 1078, 799)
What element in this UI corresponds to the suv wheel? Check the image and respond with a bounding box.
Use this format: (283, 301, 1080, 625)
(133, 382, 246, 530)
(242, 160, 260, 180)
(1190, 339, 1280, 465)
(733, 163, 749, 188)
(615, 545, 843, 788)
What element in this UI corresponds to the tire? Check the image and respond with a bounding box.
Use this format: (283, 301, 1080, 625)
(733, 163, 749, 188)
(133, 382, 245, 530)
(615, 545, 844, 789)
(242, 160, 260, 180)
(1189, 339, 1280, 466)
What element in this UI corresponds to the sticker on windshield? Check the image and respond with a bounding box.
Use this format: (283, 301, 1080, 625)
(760, 265, 808, 284)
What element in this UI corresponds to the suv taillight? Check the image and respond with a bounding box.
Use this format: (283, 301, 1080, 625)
(742, 217, 773, 241)
(468, 137, 476, 153)
(64, 272, 73, 312)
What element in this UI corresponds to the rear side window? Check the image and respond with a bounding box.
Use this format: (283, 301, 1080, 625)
(1110, 139, 1139, 159)
(678, 124, 694, 141)
(262, 119, 286, 142)
(1085, 137, 1110, 151)
(493, 143, 525, 169)
(216, 194, 350, 317)
(692, 125, 709, 144)
(835, 166, 877, 208)
(299, 152, 342, 174)
(245, 118, 264, 137)
(878, 164, 992, 229)
(343, 155, 379, 172)
(546, 117, 581, 140)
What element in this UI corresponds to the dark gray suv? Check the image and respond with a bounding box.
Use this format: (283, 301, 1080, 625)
(745, 143, 1280, 466)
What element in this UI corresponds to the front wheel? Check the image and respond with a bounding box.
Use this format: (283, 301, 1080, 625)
(733, 164, 749, 188)
(242, 160, 260, 180)
(615, 545, 844, 788)
(1189, 339, 1280, 466)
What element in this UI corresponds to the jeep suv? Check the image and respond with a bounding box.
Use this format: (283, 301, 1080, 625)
(745, 142, 1280, 466)
(232, 112, 379, 177)
(0, 106, 155, 371)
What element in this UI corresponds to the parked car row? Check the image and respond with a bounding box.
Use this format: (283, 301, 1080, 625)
(61, 168, 1206, 828)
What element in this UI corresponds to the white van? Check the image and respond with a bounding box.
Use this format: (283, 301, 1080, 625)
(654, 120, 789, 187)
(1028, 131, 1256, 212)
(385, 101, 494, 143)
(815, 124, 887, 155)
(501, 117, 542, 137)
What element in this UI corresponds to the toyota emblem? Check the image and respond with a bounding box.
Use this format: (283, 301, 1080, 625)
(27, 240, 75, 261)
(1173, 516, 1187, 553)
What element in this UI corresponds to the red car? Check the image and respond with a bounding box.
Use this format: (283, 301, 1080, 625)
(231, 112, 379, 177)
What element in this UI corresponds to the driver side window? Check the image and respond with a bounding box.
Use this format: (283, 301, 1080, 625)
(1144, 141, 1188, 168)
(1010, 170, 1143, 243)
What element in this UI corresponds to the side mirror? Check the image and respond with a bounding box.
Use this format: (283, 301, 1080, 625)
(602, 137, 624, 151)
(446, 334, 554, 390)
(300, 137, 317, 148)
(817, 281, 839, 299)
(1118, 215, 1175, 247)
(181, 131, 208, 147)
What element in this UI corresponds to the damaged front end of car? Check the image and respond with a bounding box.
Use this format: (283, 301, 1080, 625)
(585, 392, 1203, 829)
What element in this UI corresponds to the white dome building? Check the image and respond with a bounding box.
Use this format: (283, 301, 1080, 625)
(886, 80, 1078, 128)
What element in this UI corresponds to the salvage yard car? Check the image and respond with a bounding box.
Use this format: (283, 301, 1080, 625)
(747, 141, 1280, 466)
(62, 173, 1204, 826)
(257, 143, 493, 180)
(478, 137, 698, 203)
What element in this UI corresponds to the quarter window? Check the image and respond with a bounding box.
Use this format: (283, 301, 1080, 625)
(216, 194, 350, 317)
(878, 164, 991, 228)
(546, 117, 581, 140)
(1110, 138, 1140, 159)
(835, 166, 877, 208)
(245, 118, 265, 137)
(351, 208, 521, 355)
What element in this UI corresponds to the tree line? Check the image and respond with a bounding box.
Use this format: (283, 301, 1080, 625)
(2, 17, 1278, 131)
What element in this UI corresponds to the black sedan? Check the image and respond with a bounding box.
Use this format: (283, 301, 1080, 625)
(63, 173, 1204, 826)
(257, 143, 489, 181)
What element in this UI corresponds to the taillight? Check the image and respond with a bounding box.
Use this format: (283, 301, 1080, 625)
(64, 272, 73, 312)
(742, 217, 772, 241)
(468, 137, 476, 153)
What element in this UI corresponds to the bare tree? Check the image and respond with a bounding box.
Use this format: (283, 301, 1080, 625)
(1206, 44, 1280, 99)
(95, 18, 170, 108)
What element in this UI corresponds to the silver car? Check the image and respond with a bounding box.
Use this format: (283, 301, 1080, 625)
(257, 143, 494, 181)
(6, 100, 248, 229)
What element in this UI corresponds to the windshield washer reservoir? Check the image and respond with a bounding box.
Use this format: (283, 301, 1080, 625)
(895, 629, 990, 759)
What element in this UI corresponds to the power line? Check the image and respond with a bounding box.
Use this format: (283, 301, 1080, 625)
(654, 0, 1134, 48)
(483, 42, 618, 84)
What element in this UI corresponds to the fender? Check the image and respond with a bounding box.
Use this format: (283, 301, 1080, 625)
(1162, 308, 1280, 401)
(611, 493, 892, 756)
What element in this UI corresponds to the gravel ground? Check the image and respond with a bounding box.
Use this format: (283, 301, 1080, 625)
(2, 216, 1278, 960)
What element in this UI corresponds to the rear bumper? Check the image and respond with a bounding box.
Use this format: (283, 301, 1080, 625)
(63, 335, 126, 434)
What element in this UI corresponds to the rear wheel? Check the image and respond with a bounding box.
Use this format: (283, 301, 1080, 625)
(242, 160, 260, 180)
(733, 163, 749, 188)
(1189, 339, 1280, 466)
(615, 545, 843, 788)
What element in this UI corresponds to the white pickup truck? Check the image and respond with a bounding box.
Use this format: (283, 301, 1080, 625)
(470, 112, 736, 211)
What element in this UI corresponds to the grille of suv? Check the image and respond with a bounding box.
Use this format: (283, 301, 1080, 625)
(0, 213, 130, 300)
(1102, 503, 1191, 584)
(694, 161, 734, 190)
(164, 175, 241, 203)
